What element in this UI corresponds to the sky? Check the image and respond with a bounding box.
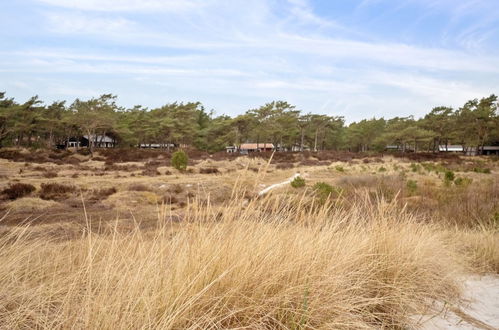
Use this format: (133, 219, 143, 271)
(1, 0, 499, 122)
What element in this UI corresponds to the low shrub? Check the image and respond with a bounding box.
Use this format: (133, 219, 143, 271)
(410, 163, 421, 172)
(43, 171, 58, 178)
(141, 168, 160, 176)
(298, 159, 319, 166)
(104, 164, 141, 172)
(170, 184, 184, 194)
(406, 180, 418, 195)
(1, 183, 36, 200)
(100, 148, 167, 163)
(454, 177, 473, 187)
(334, 165, 345, 172)
(77, 149, 92, 156)
(378, 166, 387, 172)
(128, 183, 152, 192)
(161, 194, 179, 205)
(93, 187, 117, 199)
(313, 182, 341, 202)
(473, 167, 491, 174)
(199, 167, 220, 174)
(444, 170, 455, 183)
(276, 162, 294, 170)
(39, 183, 76, 200)
(171, 150, 188, 171)
(290, 176, 306, 188)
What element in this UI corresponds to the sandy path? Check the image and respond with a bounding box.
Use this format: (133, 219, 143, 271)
(258, 173, 304, 196)
(417, 275, 499, 329)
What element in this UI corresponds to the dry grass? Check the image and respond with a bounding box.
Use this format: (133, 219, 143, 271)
(0, 194, 467, 329)
(449, 229, 499, 273)
(0, 151, 498, 328)
(4, 197, 62, 212)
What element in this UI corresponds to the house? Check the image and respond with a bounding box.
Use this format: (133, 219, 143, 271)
(385, 145, 403, 151)
(239, 143, 274, 154)
(438, 145, 464, 152)
(438, 145, 499, 156)
(83, 135, 116, 148)
(139, 143, 175, 149)
(65, 135, 116, 149)
(481, 146, 499, 155)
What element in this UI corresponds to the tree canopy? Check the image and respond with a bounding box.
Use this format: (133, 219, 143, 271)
(0, 92, 497, 153)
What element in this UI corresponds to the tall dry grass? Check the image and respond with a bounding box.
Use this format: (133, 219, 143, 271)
(0, 194, 466, 329)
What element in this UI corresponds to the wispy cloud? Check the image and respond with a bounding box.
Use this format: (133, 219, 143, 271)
(36, 0, 206, 12)
(1, 0, 498, 121)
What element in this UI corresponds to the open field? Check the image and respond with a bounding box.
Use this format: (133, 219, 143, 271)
(0, 149, 498, 329)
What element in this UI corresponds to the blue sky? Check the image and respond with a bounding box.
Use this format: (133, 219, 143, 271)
(1, 0, 498, 122)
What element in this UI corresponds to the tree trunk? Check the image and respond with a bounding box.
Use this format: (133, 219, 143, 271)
(300, 128, 305, 152)
(313, 128, 318, 152)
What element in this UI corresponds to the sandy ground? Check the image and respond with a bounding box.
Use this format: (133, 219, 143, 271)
(417, 275, 499, 330)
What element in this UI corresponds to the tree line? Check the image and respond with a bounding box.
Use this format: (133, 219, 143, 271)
(0, 92, 498, 153)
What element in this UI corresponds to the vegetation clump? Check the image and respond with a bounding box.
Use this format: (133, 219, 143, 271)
(406, 180, 418, 195)
(171, 150, 188, 171)
(199, 167, 220, 174)
(409, 163, 419, 172)
(444, 170, 455, 184)
(290, 176, 306, 188)
(454, 177, 473, 187)
(1, 183, 36, 200)
(39, 183, 76, 201)
(473, 167, 491, 174)
(334, 165, 345, 172)
(313, 182, 341, 202)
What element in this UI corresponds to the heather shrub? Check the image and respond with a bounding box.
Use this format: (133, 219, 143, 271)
(43, 171, 58, 178)
(199, 167, 220, 174)
(39, 183, 76, 200)
(1, 183, 36, 200)
(127, 183, 152, 192)
(141, 167, 160, 176)
(276, 162, 294, 170)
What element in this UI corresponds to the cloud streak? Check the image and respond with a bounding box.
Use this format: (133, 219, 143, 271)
(0, 0, 498, 122)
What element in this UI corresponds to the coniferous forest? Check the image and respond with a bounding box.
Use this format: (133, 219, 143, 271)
(0, 92, 498, 153)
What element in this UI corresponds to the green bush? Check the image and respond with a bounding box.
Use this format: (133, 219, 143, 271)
(406, 180, 418, 195)
(171, 150, 188, 171)
(409, 163, 420, 172)
(290, 176, 306, 188)
(378, 166, 387, 172)
(444, 170, 455, 183)
(334, 165, 345, 172)
(313, 182, 341, 202)
(473, 167, 491, 174)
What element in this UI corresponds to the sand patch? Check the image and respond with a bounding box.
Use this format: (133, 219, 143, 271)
(417, 275, 499, 329)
